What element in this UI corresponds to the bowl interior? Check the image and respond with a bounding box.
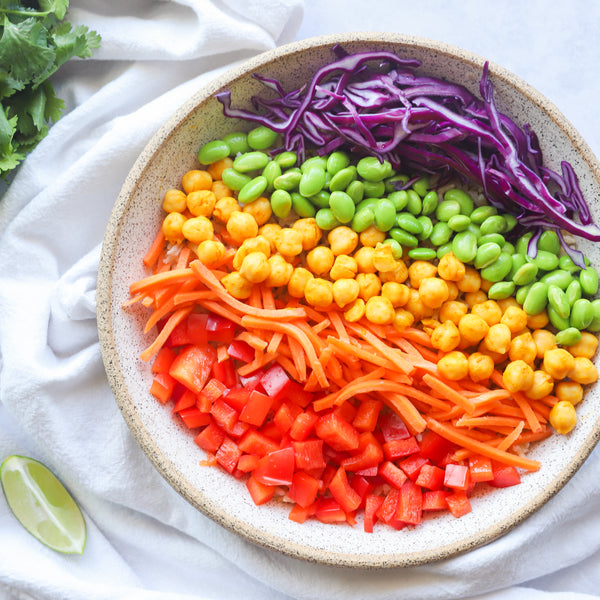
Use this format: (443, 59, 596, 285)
(97, 33, 600, 568)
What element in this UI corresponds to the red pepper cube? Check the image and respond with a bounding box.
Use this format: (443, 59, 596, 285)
(194, 421, 225, 453)
(165, 318, 191, 348)
(202, 378, 228, 401)
(363, 494, 384, 533)
(150, 372, 176, 404)
(172, 389, 198, 413)
(252, 447, 295, 487)
(237, 453, 260, 473)
(237, 430, 279, 457)
(288, 471, 320, 509)
(151, 346, 177, 374)
(292, 439, 326, 471)
(216, 437, 242, 474)
(289, 409, 320, 442)
(210, 398, 239, 434)
(444, 463, 471, 491)
(352, 399, 383, 432)
(206, 313, 236, 344)
(227, 340, 255, 363)
(489, 462, 521, 488)
(341, 432, 384, 472)
(376, 488, 400, 524)
(314, 497, 347, 524)
(396, 480, 423, 526)
(260, 364, 293, 398)
(419, 430, 456, 463)
(314, 412, 360, 452)
(378, 461, 408, 490)
(288, 502, 313, 524)
(169, 345, 216, 395)
(469, 455, 494, 483)
(328, 466, 362, 514)
(178, 406, 211, 429)
(415, 464, 446, 491)
(350, 474, 374, 503)
(398, 454, 429, 481)
(186, 313, 209, 346)
(382, 436, 421, 460)
(422, 489, 451, 511)
(222, 387, 251, 412)
(285, 381, 313, 408)
(239, 371, 263, 391)
(239, 390, 275, 427)
(212, 358, 237, 388)
(273, 402, 303, 434)
(445, 491, 472, 518)
(378, 412, 410, 441)
(246, 475, 275, 506)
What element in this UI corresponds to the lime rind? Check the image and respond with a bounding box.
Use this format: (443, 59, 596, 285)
(0, 455, 86, 555)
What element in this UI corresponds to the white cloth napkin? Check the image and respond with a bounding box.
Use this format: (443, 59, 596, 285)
(1, 1, 600, 599)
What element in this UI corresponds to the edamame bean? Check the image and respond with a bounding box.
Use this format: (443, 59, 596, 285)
(504, 214, 517, 232)
(548, 305, 570, 331)
(238, 175, 268, 204)
(274, 151, 297, 168)
(435, 199, 461, 222)
(233, 151, 270, 173)
(547, 285, 571, 320)
(395, 212, 423, 235)
(273, 169, 302, 191)
(444, 189, 474, 215)
(479, 215, 507, 236)
(416, 216, 433, 240)
(515, 284, 532, 305)
(522, 281, 549, 316)
(356, 156, 393, 182)
(388, 190, 409, 211)
(447, 214, 471, 232)
(363, 181, 386, 198)
(329, 191, 355, 224)
(222, 167, 251, 191)
(384, 174, 409, 193)
(270, 189, 292, 219)
(310, 190, 331, 208)
(559, 254, 580, 273)
(247, 126, 278, 150)
(580, 266, 599, 296)
(406, 190, 422, 215)
(474, 242, 502, 269)
(300, 156, 327, 173)
(437, 243, 453, 259)
(222, 132, 250, 156)
(299, 166, 326, 197)
(532, 250, 560, 271)
(351, 206, 375, 232)
(408, 247, 437, 261)
(451, 230, 478, 263)
(470, 205, 498, 225)
(478, 233, 505, 247)
(512, 261, 539, 286)
(315, 208, 341, 230)
(291, 193, 316, 218)
(389, 228, 419, 248)
(516, 232, 533, 255)
(412, 176, 429, 198)
(356, 197, 379, 212)
(429, 221, 453, 246)
(508, 254, 527, 280)
(537, 230, 561, 255)
(421, 190, 438, 215)
(467, 222, 481, 240)
(540, 269, 573, 290)
(326, 151, 350, 175)
(383, 239, 403, 260)
(586, 300, 600, 332)
(197, 139, 230, 165)
(329, 166, 357, 191)
(346, 180, 364, 204)
(262, 160, 281, 190)
(566, 280, 582, 306)
(502, 242, 516, 255)
(570, 298, 595, 330)
(480, 252, 512, 282)
(556, 327, 582, 346)
(488, 281, 516, 300)
(374, 199, 398, 232)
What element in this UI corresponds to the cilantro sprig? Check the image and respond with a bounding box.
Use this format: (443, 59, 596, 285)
(0, 1, 101, 179)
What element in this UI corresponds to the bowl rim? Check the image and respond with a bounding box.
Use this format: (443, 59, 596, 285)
(97, 31, 600, 569)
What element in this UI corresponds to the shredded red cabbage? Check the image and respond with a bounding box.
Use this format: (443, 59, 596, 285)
(216, 45, 600, 263)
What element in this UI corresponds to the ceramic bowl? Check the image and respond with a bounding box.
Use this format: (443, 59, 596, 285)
(97, 32, 600, 568)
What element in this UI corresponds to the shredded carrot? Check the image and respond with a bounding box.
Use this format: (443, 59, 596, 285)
(497, 420, 525, 452)
(217, 345, 229, 363)
(130, 267, 194, 296)
(143, 229, 166, 269)
(237, 352, 278, 377)
(140, 306, 193, 362)
(383, 392, 427, 434)
(422, 373, 476, 414)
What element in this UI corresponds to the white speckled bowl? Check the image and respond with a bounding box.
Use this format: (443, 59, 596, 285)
(97, 33, 600, 568)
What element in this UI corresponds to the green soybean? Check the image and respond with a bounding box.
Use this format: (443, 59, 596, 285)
(502, 242, 516, 255)
(274, 151, 297, 169)
(351, 207, 375, 232)
(480, 252, 512, 282)
(437, 243, 453, 259)
(382, 239, 404, 259)
(470, 205, 498, 225)
(356, 197, 379, 212)
(504, 214, 517, 232)
(566, 280, 582, 306)
(559, 254, 580, 273)
(556, 327, 582, 347)
(452, 230, 478, 263)
(515, 284, 532, 305)
(512, 261, 539, 286)
(539, 269, 573, 290)
(315, 208, 341, 230)
(299, 166, 326, 197)
(326, 151, 350, 175)
(310, 190, 331, 208)
(329, 166, 357, 191)
(222, 167, 251, 191)
(474, 242, 502, 269)
(273, 169, 302, 191)
(388, 190, 409, 211)
(406, 190, 422, 215)
(270, 189, 292, 218)
(395, 212, 423, 235)
(488, 281, 516, 300)
(363, 181, 386, 198)
(421, 190, 438, 215)
(444, 189, 474, 215)
(479, 215, 507, 236)
(508, 254, 527, 280)
(300, 156, 327, 173)
(570, 298, 595, 330)
(389, 228, 419, 248)
(222, 132, 250, 156)
(356, 156, 393, 182)
(233, 151, 270, 173)
(516, 233, 533, 255)
(197, 139, 230, 165)
(430, 221, 453, 246)
(291, 193, 316, 218)
(247, 126, 278, 150)
(580, 266, 599, 296)
(238, 175, 268, 204)
(547, 285, 571, 320)
(478, 233, 505, 247)
(416, 216, 433, 240)
(346, 180, 364, 204)
(329, 191, 355, 223)
(384, 174, 409, 193)
(522, 281, 549, 316)
(412, 176, 429, 198)
(408, 247, 437, 261)
(435, 199, 461, 222)
(532, 250, 560, 271)
(262, 160, 281, 190)
(467, 222, 482, 240)
(374, 199, 397, 232)
(548, 305, 570, 331)
(537, 230, 561, 255)
(586, 300, 600, 332)
(447, 214, 471, 232)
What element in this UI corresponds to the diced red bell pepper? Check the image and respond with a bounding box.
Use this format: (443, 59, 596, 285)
(169, 345, 216, 395)
(376, 488, 400, 524)
(444, 463, 471, 491)
(350, 474, 374, 503)
(378, 461, 408, 490)
(172, 389, 197, 413)
(292, 439, 326, 471)
(363, 494, 384, 533)
(260, 364, 293, 398)
(398, 454, 429, 481)
(239, 372, 263, 391)
(489, 463, 521, 488)
(216, 437, 242, 474)
(469, 454, 494, 483)
(396, 480, 422, 526)
(194, 421, 225, 453)
(210, 398, 239, 434)
(222, 387, 251, 412)
(152, 346, 177, 374)
(212, 358, 237, 388)
(378, 412, 410, 441)
(288, 471, 320, 508)
(419, 430, 456, 463)
(341, 432, 384, 472)
(206, 314, 236, 344)
(315, 412, 360, 452)
(237, 453, 260, 473)
(228, 419, 250, 439)
(446, 491, 472, 518)
(178, 406, 211, 429)
(288, 502, 313, 524)
(415, 464, 446, 491)
(273, 402, 303, 434)
(165, 319, 190, 348)
(328, 466, 362, 514)
(239, 390, 275, 427)
(382, 436, 421, 460)
(313, 497, 347, 524)
(246, 475, 275, 505)
(335, 400, 358, 424)
(352, 399, 383, 432)
(237, 430, 279, 456)
(289, 409, 319, 442)
(227, 340, 255, 363)
(202, 378, 228, 401)
(285, 381, 313, 408)
(252, 447, 295, 486)
(186, 313, 209, 345)
(422, 489, 451, 511)
(150, 372, 176, 404)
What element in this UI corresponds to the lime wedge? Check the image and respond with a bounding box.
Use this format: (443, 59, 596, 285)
(0, 455, 86, 554)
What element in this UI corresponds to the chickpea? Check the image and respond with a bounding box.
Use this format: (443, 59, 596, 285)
(304, 278, 333, 308)
(288, 267, 313, 299)
(187, 189, 216, 217)
(181, 169, 212, 194)
(446, 281, 460, 301)
(356, 272, 382, 301)
(264, 254, 293, 288)
(332, 278, 360, 309)
(195, 239, 225, 267)
(431, 320, 461, 353)
(468, 352, 494, 382)
(477, 341, 507, 365)
(381, 282, 410, 308)
(378, 260, 408, 284)
(458, 313, 490, 346)
(501, 306, 528, 334)
(239, 252, 271, 284)
(502, 360, 535, 393)
(226, 211, 258, 245)
(408, 260, 438, 289)
(328, 226, 359, 256)
(437, 252, 466, 282)
(568, 332, 599, 359)
(213, 196, 240, 223)
(549, 400, 577, 434)
(306, 246, 335, 276)
(365, 296, 396, 325)
(470, 300, 502, 326)
(543, 348, 575, 380)
(292, 218, 322, 251)
(464, 290, 488, 309)
(221, 271, 252, 299)
(359, 225, 386, 247)
(497, 297, 520, 313)
(181, 215, 213, 244)
(421, 318, 441, 337)
(483, 323, 512, 355)
(243, 196, 272, 226)
(404, 287, 434, 322)
(330, 255, 358, 281)
(568, 357, 599, 385)
(372, 244, 397, 272)
(456, 266, 481, 293)
(555, 381, 584, 406)
(437, 351, 469, 381)
(525, 370, 554, 400)
(393, 308, 415, 330)
(508, 331, 537, 364)
(207, 157, 233, 180)
(527, 310, 549, 330)
(211, 180, 233, 200)
(439, 300, 468, 325)
(419, 277, 450, 309)
(275, 227, 304, 258)
(532, 329, 557, 360)
(344, 298, 366, 322)
(232, 236, 271, 270)
(354, 246, 377, 273)
(162, 211, 187, 244)
(479, 277, 493, 293)
(258, 223, 282, 253)
(162, 189, 187, 213)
